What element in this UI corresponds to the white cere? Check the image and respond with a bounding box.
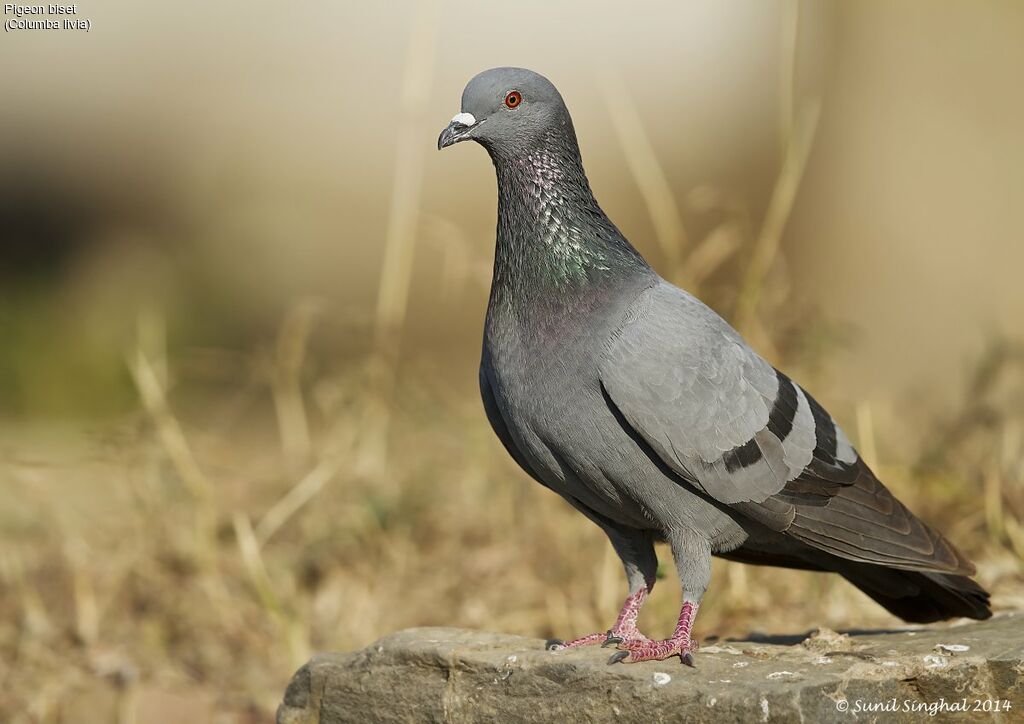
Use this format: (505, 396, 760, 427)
(450, 112, 476, 127)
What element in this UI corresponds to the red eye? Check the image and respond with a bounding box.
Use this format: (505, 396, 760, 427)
(504, 90, 522, 109)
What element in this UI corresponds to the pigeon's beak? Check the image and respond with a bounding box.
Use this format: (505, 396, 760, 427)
(437, 112, 478, 150)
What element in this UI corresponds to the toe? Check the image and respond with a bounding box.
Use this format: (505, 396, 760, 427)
(601, 634, 623, 648)
(544, 639, 564, 651)
(610, 637, 697, 663)
(607, 650, 630, 665)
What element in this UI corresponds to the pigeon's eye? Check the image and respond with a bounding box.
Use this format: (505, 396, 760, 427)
(504, 91, 522, 109)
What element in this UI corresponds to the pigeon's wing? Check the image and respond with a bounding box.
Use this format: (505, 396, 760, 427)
(600, 282, 975, 574)
(600, 282, 817, 505)
(763, 458, 976, 574)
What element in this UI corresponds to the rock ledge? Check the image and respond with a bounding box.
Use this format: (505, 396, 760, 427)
(278, 613, 1023, 723)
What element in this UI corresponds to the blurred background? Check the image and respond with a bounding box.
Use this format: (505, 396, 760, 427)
(2, 0, 1023, 721)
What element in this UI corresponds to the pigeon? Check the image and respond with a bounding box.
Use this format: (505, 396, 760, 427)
(437, 67, 991, 665)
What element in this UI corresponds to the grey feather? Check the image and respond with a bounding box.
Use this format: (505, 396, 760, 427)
(601, 281, 814, 504)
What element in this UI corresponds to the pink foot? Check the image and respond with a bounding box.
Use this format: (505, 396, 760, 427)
(546, 588, 652, 651)
(607, 635, 697, 664)
(608, 601, 699, 665)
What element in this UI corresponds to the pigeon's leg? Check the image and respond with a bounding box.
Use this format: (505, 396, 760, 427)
(609, 530, 709, 665)
(547, 527, 658, 651)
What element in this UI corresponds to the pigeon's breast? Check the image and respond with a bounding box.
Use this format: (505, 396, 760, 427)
(483, 345, 651, 529)
(480, 262, 649, 453)
(481, 294, 644, 517)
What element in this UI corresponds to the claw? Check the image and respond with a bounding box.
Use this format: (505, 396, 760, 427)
(681, 652, 695, 667)
(607, 650, 630, 665)
(601, 634, 623, 648)
(545, 639, 564, 651)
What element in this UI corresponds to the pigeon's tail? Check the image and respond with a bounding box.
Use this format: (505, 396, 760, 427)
(838, 562, 992, 623)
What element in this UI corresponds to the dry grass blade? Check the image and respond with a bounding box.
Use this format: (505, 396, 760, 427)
(256, 457, 340, 547)
(233, 513, 309, 667)
(0, 547, 52, 639)
(65, 538, 99, 646)
(359, 0, 441, 478)
(128, 348, 211, 502)
(733, 98, 820, 333)
(686, 222, 743, 288)
(985, 465, 1005, 541)
(137, 305, 168, 390)
(273, 299, 322, 469)
(778, 0, 801, 158)
(233, 512, 283, 617)
(601, 70, 689, 282)
(373, 0, 441, 345)
(423, 214, 492, 296)
(917, 338, 1024, 470)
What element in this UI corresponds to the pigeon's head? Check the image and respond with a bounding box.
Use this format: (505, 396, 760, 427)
(437, 67, 572, 155)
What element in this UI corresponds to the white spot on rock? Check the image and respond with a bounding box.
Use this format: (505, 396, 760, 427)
(923, 654, 949, 668)
(759, 697, 770, 722)
(707, 697, 717, 707)
(505, 655, 517, 664)
(767, 671, 798, 680)
(652, 672, 671, 687)
(935, 643, 970, 654)
(732, 661, 749, 668)
(814, 656, 832, 665)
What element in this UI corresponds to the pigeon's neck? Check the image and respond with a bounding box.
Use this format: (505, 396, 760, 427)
(488, 129, 649, 312)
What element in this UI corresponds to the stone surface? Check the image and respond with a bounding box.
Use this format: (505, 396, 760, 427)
(278, 613, 1024, 723)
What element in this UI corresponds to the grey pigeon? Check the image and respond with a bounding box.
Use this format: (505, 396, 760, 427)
(437, 68, 990, 664)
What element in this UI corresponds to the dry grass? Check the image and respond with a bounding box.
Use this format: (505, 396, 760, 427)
(1, 309, 1022, 723)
